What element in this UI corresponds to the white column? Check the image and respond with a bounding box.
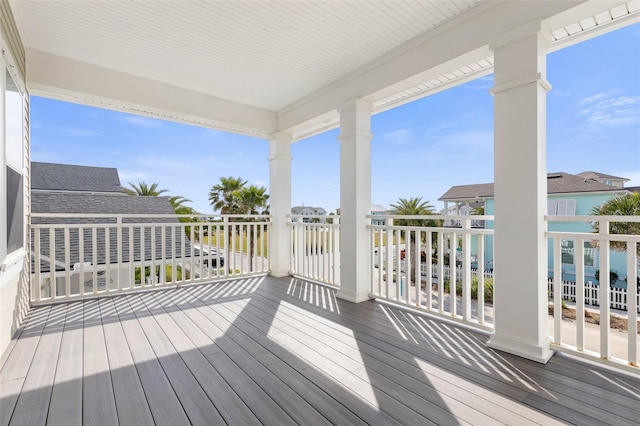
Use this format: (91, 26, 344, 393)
(268, 132, 292, 278)
(337, 98, 372, 303)
(487, 21, 554, 363)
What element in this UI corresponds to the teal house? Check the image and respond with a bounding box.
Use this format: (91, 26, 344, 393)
(439, 172, 632, 287)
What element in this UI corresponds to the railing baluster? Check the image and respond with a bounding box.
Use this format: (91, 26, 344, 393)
(34, 228, 41, 302)
(64, 228, 71, 298)
(78, 228, 84, 297)
(415, 231, 421, 307)
(599, 220, 610, 359)
(450, 231, 457, 317)
(462, 219, 471, 321)
(92, 227, 98, 295)
(150, 225, 156, 286)
(129, 225, 135, 288)
(117, 217, 122, 292)
(627, 241, 637, 367)
(437, 231, 444, 313)
(140, 225, 146, 287)
(553, 238, 562, 344)
(477, 234, 485, 324)
(49, 227, 56, 298)
(105, 225, 111, 293)
(575, 238, 585, 352)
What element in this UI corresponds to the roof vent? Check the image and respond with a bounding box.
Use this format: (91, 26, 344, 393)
(548, 174, 562, 179)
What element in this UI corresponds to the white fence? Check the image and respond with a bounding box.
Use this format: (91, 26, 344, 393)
(547, 279, 640, 313)
(30, 213, 270, 304)
(369, 215, 495, 331)
(546, 215, 639, 371)
(290, 215, 340, 286)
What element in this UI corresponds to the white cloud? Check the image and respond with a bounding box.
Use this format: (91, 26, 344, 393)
(382, 128, 413, 144)
(578, 94, 640, 128)
(122, 115, 162, 128)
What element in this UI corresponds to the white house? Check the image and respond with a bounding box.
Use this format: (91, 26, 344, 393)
(291, 205, 327, 222)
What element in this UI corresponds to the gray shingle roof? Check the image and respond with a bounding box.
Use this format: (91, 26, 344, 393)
(31, 193, 193, 272)
(439, 172, 626, 201)
(31, 162, 123, 193)
(576, 171, 629, 181)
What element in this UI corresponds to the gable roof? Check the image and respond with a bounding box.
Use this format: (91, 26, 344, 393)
(576, 171, 629, 181)
(439, 172, 626, 201)
(31, 193, 191, 272)
(31, 161, 123, 193)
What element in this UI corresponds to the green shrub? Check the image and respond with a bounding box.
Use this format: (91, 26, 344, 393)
(134, 265, 189, 284)
(442, 276, 493, 303)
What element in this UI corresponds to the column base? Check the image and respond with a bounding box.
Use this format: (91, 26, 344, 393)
(336, 288, 371, 303)
(269, 270, 290, 278)
(487, 333, 555, 364)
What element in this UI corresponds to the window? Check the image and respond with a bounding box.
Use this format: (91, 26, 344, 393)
(583, 241, 595, 267)
(561, 240, 574, 264)
(5, 68, 24, 255)
(548, 199, 576, 216)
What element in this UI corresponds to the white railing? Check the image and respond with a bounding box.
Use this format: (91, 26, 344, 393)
(547, 279, 640, 313)
(30, 213, 270, 304)
(546, 215, 639, 371)
(290, 215, 340, 286)
(369, 215, 495, 331)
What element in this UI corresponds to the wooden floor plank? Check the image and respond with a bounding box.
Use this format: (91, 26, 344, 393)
(124, 294, 226, 425)
(2, 276, 638, 426)
(82, 299, 118, 426)
(158, 288, 334, 426)
(47, 302, 84, 426)
(241, 290, 544, 426)
(140, 290, 262, 426)
(171, 287, 369, 426)
(0, 306, 51, 426)
(258, 278, 639, 425)
(110, 296, 190, 426)
(225, 294, 475, 426)
(10, 303, 66, 426)
(98, 297, 155, 426)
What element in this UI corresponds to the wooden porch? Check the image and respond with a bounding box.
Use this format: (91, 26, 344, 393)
(1, 276, 638, 425)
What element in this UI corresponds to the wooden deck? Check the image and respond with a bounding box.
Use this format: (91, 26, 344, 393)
(1, 276, 638, 426)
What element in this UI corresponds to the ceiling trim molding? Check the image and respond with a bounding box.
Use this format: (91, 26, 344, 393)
(27, 49, 277, 138)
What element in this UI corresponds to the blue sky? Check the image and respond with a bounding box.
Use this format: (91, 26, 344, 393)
(31, 24, 640, 214)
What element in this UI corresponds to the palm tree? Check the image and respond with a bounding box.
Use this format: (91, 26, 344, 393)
(123, 182, 168, 196)
(208, 176, 247, 214)
(169, 195, 192, 212)
(390, 197, 441, 281)
(208, 177, 248, 271)
(591, 193, 640, 256)
(236, 185, 269, 271)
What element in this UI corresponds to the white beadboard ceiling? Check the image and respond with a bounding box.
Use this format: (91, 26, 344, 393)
(8, 1, 639, 138)
(10, 0, 480, 111)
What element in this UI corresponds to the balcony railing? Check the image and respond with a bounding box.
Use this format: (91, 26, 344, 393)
(30, 213, 270, 304)
(290, 215, 340, 286)
(369, 215, 495, 331)
(546, 215, 639, 370)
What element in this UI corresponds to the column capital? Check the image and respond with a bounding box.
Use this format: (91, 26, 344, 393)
(338, 98, 373, 114)
(490, 20, 549, 51)
(267, 131, 293, 143)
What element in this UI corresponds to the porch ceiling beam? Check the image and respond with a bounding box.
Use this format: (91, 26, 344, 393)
(278, 0, 615, 133)
(26, 49, 278, 138)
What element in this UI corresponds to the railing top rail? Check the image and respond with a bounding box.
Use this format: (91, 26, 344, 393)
(545, 215, 640, 223)
(546, 230, 640, 242)
(368, 224, 494, 234)
(367, 214, 494, 220)
(288, 214, 338, 219)
(30, 213, 271, 219)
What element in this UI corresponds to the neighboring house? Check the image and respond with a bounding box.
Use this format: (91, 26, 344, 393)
(439, 172, 631, 286)
(31, 162, 192, 296)
(370, 204, 389, 226)
(576, 171, 629, 188)
(291, 205, 327, 223)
